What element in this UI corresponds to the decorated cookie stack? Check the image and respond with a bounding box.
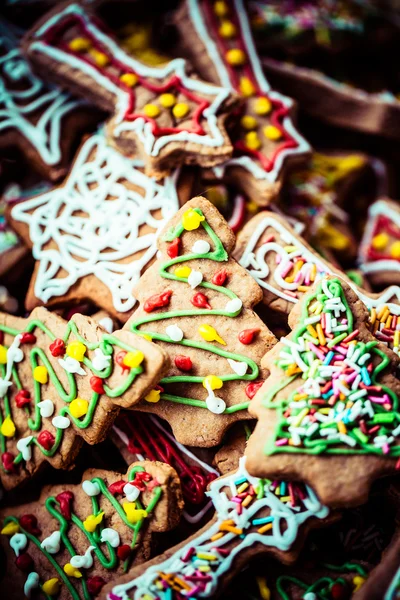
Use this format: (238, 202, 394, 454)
(1, 1, 400, 599)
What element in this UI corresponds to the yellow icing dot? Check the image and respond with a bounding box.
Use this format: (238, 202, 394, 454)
(89, 49, 110, 67)
(182, 209, 205, 231)
(123, 350, 145, 369)
(225, 48, 246, 66)
(123, 502, 148, 523)
(159, 93, 176, 108)
(390, 241, 400, 259)
(120, 73, 139, 87)
(172, 103, 190, 119)
(245, 131, 261, 151)
(219, 20, 237, 38)
(352, 576, 366, 591)
(239, 77, 256, 97)
(42, 579, 60, 596)
(263, 125, 282, 141)
(145, 389, 161, 403)
(69, 398, 89, 419)
(139, 333, 152, 341)
(214, 1, 229, 17)
(202, 375, 223, 390)
(0, 345, 7, 364)
(83, 512, 104, 533)
(1, 522, 19, 535)
(66, 341, 87, 362)
(371, 232, 389, 251)
(240, 115, 258, 130)
(198, 324, 226, 345)
(254, 96, 272, 115)
(246, 199, 259, 214)
(64, 563, 82, 579)
(143, 104, 160, 118)
(34, 365, 48, 384)
(122, 28, 149, 51)
(69, 37, 92, 52)
(2, 416, 17, 438)
(174, 266, 191, 278)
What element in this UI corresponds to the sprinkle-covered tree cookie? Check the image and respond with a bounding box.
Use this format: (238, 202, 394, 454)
(246, 276, 400, 507)
(0, 307, 168, 490)
(23, 2, 237, 178)
(124, 197, 277, 447)
(103, 457, 329, 600)
(0, 460, 183, 600)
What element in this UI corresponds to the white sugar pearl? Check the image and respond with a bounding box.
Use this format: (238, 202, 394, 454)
(192, 240, 210, 254)
(52, 415, 70, 429)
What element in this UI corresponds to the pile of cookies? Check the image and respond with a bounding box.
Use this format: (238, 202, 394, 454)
(2, 0, 400, 598)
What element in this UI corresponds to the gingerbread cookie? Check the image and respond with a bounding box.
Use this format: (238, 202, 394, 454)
(0, 306, 168, 490)
(246, 276, 400, 508)
(0, 460, 183, 599)
(174, 0, 310, 205)
(103, 457, 329, 600)
(213, 421, 251, 474)
(124, 197, 277, 447)
(23, 2, 238, 178)
(8, 132, 192, 321)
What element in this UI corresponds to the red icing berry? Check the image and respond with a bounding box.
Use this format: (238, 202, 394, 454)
(87, 576, 106, 595)
(167, 237, 181, 259)
(131, 471, 152, 492)
(116, 351, 130, 372)
(191, 292, 211, 309)
(117, 544, 131, 560)
(15, 389, 31, 408)
(108, 480, 126, 495)
(19, 332, 36, 344)
(330, 582, 350, 600)
(212, 269, 228, 286)
(90, 376, 105, 394)
(49, 338, 65, 357)
(16, 553, 33, 572)
(20, 514, 41, 536)
(37, 430, 55, 451)
(56, 491, 74, 520)
(174, 355, 193, 371)
(238, 328, 260, 345)
(2, 451, 16, 472)
(245, 381, 263, 399)
(144, 290, 173, 313)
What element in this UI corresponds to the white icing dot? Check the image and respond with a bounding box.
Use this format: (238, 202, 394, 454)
(100, 527, 120, 548)
(52, 415, 71, 429)
(82, 480, 100, 496)
(123, 482, 140, 502)
(10, 532, 27, 556)
(58, 356, 86, 376)
(16, 436, 33, 461)
(225, 298, 243, 313)
(192, 240, 210, 254)
(41, 531, 61, 554)
(98, 317, 114, 333)
(166, 325, 184, 342)
(70, 545, 95, 569)
(206, 395, 226, 414)
(92, 348, 111, 371)
(303, 594, 317, 600)
(227, 358, 248, 376)
(188, 270, 203, 289)
(24, 572, 39, 598)
(37, 399, 55, 418)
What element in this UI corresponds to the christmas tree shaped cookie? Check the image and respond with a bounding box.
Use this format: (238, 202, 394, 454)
(0, 460, 183, 600)
(246, 276, 400, 508)
(0, 307, 168, 490)
(124, 197, 277, 447)
(23, 2, 237, 178)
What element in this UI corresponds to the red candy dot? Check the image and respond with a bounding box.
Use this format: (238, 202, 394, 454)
(87, 576, 106, 595)
(90, 376, 105, 394)
(49, 338, 65, 357)
(174, 355, 192, 371)
(245, 381, 263, 399)
(330, 582, 350, 600)
(143, 290, 173, 313)
(16, 553, 34, 572)
(212, 269, 228, 286)
(108, 480, 126, 496)
(20, 514, 41, 536)
(2, 452, 16, 472)
(117, 544, 131, 560)
(238, 328, 260, 345)
(19, 332, 36, 344)
(56, 491, 74, 520)
(191, 292, 211, 309)
(37, 430, 55, 451)
(167, 237, 181, 259)
(15, 389, 31, 408)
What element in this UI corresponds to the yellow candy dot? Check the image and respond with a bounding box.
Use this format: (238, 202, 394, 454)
(143, 104, 160, 118)
(64, 563, 82, 579)
(390, 241, 400, 258)
(182, 208, 205, 231)
(172, 103, 190, 119)
(263, 125, 282, 141)
(89, 48, 110, 67)
(159, 93, 176, 108)
(254, 97, 272, 115)
(66, 341, 87, 362)
(245, 131, 261, 151)
(353, 575, 366, 591)
(1, 416, 15, 438)
(1, 521, 19, 535)
(239, 77, 256, 97)
(120, 73, 139, 87)
(0, 345, 7, 364)
(198, 324, 226, 345)
(69, 398, 89, 419)
(371, 232, 389, 251)
(123, 350, 145, 369)
(34, 365, 48, 384)
(42, 579, 60, 596)
(219, 20, 237, 38)
(226, 48, 247, 66)
(214, 1, 229, 16)
(83, 512, 104, 533)
(123, 502, 148, 523)
(240, 115, 258, 130)
(174, 266, 191, 278)
(202, 375, 223, 390)
(145, 389, 161, 403)
(69, 37, 92, 52)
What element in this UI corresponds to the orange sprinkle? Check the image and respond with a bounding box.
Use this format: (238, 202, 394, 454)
(242, 495, 253, 507)
(210, 532, 224, 541)
(316, 323, 326, 346)
(258, 523, 273, 534)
